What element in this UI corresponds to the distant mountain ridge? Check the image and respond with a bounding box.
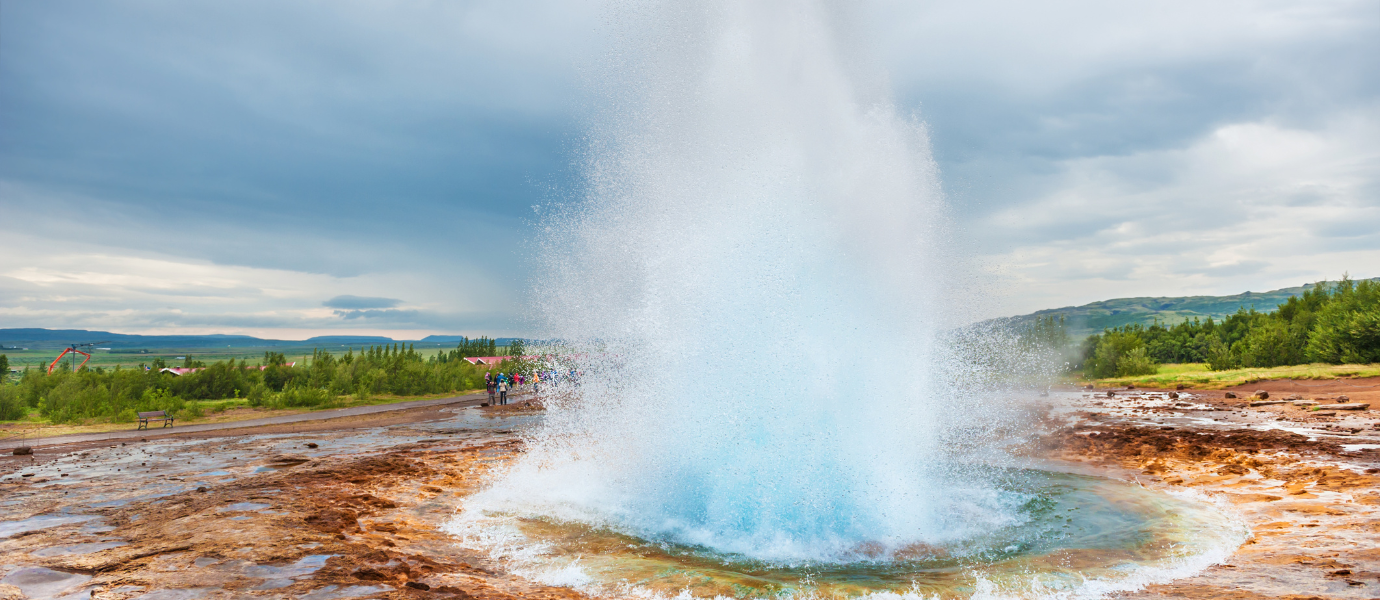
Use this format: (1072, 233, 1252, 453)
(0, 328, 519, 350)
(996, 277, 1380, 340)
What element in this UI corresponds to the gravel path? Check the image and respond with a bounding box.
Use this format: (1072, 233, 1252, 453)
(15, 392, 493, 448)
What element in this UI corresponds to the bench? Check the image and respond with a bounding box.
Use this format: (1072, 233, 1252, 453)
(137, 410, 174, 430)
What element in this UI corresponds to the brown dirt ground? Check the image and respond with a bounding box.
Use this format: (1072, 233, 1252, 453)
(6, 380, 1380, 599)
(1042, 414, 1380, 598)
(1, 436, 586, 600)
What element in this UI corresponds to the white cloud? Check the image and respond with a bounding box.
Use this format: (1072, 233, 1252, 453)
(0, 229, 515, 339)
(977, 107, 1380, 316)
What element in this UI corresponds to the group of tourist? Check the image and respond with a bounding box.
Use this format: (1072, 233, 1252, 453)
(484, 371, 518, 405)
(483, 369, 580, 405)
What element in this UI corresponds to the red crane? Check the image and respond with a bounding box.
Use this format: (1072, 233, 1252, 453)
(47, 341, 110, 374)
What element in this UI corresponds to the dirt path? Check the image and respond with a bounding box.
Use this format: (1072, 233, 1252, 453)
(9, 392, 510, 450)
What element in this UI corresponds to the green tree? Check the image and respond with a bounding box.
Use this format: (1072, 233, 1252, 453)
(1306, 277, 1380, 363)
(1233, 318, 1306, 367)
(1083, 330, 1157, 378)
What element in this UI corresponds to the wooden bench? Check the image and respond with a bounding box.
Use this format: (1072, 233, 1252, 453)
(137, 410, 174, 430)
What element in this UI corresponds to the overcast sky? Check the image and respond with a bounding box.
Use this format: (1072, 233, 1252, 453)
(2, 0, 1377, 339)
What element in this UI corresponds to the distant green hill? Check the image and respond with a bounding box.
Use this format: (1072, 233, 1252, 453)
(997, 278, 1380, 340)
(0, 328, 521, 350)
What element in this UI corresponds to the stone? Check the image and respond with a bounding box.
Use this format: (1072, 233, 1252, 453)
(405, 582, 431, 591)
(1330, 403, 1370, 411)
(1106, 391, 1116, 398)
(1083, 384, 1094, 390)
(305, 443, 319, 449)
(1336, 395, 1350, 402)
(1249, 400, 1287, 407)
(1168, 392, 1179, 399)
(11, 447, 31, 456)
(1126, 384, 1136, 389)
(1252, 390, 1269, 399)
(1292, 400, 1319, 407)
(0, 567, 91, 600)
(1175, 384, 1186, 390)
(1313, 411, 1337, 417)
(1224, 392, 1237, 399)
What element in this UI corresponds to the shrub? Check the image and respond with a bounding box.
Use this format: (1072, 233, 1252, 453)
(1206, 338, 1239, 371)
(40, 377, 112, 424)
(1084, 331, 1151, 378)
(246, 383, 269, 407)
(1116, 346, 1158, 377)
(270, 386, 334, 408)
(0, 385, 26, 421)
(1234, 318, 1305, 367)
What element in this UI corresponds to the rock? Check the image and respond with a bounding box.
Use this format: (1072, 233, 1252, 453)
(1330, 403, 1370, 411)
(1084, 384, 1094, 390)
(405, 582, 431, 591)
(1252, 390, 1269, 399)
(1292, 400, 1318, 406)
(1313, 411, 1337, 417)
(197, 487, 207, 493)
(352, 567, 391, 581)
(305, 443, 319, 449)
(12, 447, 31, 456)
(1336, 395, 1350, 402)
(1175, 384, 1187, 390)
(1106, 391, 1116, 398)
(1286, 394, 1302, 401)
(481, 402, 489, 407)
(1168, 392, 1179, 399)
(1225, 392, 1237, 399)
(1249, 400, 1287, 407)
(1126, 384, 1136, 389)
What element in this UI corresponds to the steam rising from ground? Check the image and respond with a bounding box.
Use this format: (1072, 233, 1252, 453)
(468, 1, 1025, 563)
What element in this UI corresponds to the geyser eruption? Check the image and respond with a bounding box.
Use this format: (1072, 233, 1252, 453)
(470, 1, 1010, 563)
(449, 4, 1250, 595)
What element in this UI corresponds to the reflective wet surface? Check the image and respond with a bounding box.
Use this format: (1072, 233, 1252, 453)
(0, 407, 544, 600)
(453, 468, 1246, 599)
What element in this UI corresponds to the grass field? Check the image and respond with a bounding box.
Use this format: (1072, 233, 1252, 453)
(0, 389, 482, 442)
(1086, 362, 1380, 389)
(1, 343, 474, 374)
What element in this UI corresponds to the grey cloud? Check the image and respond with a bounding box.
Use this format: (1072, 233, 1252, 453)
(1183, 261, 1270, 278)
(3, 0, 1378, 332)
(323, 295, 402, 310)
(333, 309, 416, 320)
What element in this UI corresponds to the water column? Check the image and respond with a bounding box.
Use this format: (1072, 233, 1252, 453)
(465, 0, 1021, 563)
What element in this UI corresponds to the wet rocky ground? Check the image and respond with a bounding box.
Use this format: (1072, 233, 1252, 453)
(0, 403, 565, 600)
(1042, 381, 1380, 600)
(4, 381, 1379, 600)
